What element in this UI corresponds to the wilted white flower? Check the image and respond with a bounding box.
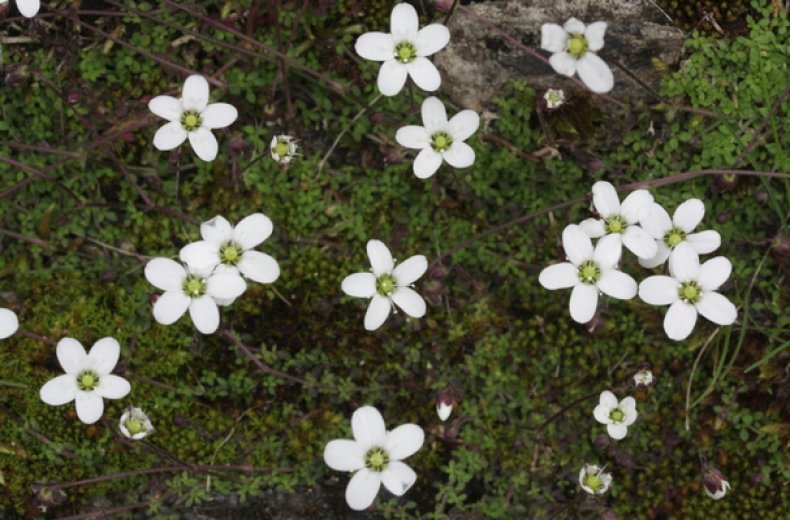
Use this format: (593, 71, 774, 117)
(396, 96, 479, 179)
(638, 244, 737, 341)
(355, 3, 450, 96)
(593, 390, 637, 440)
(638, 199, 721, 268)
(119, 406, 153, 440)
(342, 240, 428, 331)
(703, 467, 731, 500)
(579, 464, 612, 495)
(270, 135, 298, 164)
(538, 224, 637, 324)
(0, 308, 18, 339)
(149, 75, 238, 162)
(323, 406, 424, 511)
(633, 369, 654, 387)
(1, 0, 40, 18)
(540, 18, 614, 93)
(39, 338, 131, 425)
(543, 88, 566, 109)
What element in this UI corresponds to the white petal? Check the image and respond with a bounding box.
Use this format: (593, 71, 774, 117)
(579, 218, 606, 238)
(153, 121, 188, 151)
(540, 23, 568, 53)
(148, 95, 182, 122)
(188, 127, 219, 162)
(377, 60, 409, 97)
(686, 230, 721, 255)
(75, 391, 105, 424)
(548, 52, 577, 77)
(407, 57, 441, 92)
(324, 439, 366, 472)
(591, 181, 620, 218)
(413, 148, 443, 179)
(355, 32, 395, 61)
(56, 338, 88, 375)
(391, 287, 426, 318)
(539, 263, 578, 290)
(673, 198, 705, 232)
(342, 272, 378, 298)
(563, 17, 586, 34)
(597, 270, 637, 300)
(639, 241, 671, 269)
(592, 234, 623, 270)
(39, 374, 77, 406)
(179, 241, 221, 271)
(664, 301, 698, 341)
(393, 255, 428, 286)
(638, 276, 680, 305)
(233, 213, 274, 251)
(381, 461, 417, 497)
(396, 125, 431, 149)
(385, 424, 424, 460)
(367, 240, 394, 276)
(619, 396, 638, 423)
(201, 103, 238, 129)
(639, 203, 672, 239)
(622, 225, 658, 259)
(442, 142, 475, 168)
(17, 0, 41, 18)
(390, 2, 418, 40)
(352, 406, 387, 449)
(345, 469, 381, 511)
(145, 258, 187, 291)
(562, 224, 593, 265)
(201, 215, 234, 244)
(584, 21, 607, 52)
(569, 283, 598, 323)
(697, 256, 732, 292)
(448, 110, 480, 142)
(0, 308, 18, 339)
(365, 294, 392, 331)
(668, 243, 700, 281)
(593, 403, 612, 425)
(95, 375, 131, 400)
(206, 273, 247, 300)
(697, 292, 737, 326)
(421, 96, 448, 134)
(620, 190, 654, 224)
(189, 296, 220, 334)
(238, 251, 280, 284)
(88, 337, 120, 375)
(153, 290, 191, 325)
(576, 52, 614, 94)
(416, 24, 450, 56)
(607, 422, 628, 440)
(181, 74, 210, 112)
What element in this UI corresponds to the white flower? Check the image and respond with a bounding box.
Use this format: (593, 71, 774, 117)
(543, 88, 566, 109)
(633, 369, 654, 387)
(593, 390, 637, 440)
(179, 214, 280, 306)
(638, 244, 737, 341)
(119, 406, 153, 440)
(638, 199, 721, 268)
(580, 181, 658, 260)
(270, 135, 298, 164)
(39, 337, 131, 425)
(396, 96, 479, 179)
(539, 224, 637, 324)
(0, 308, 18, 339)
(2, 0, 40, 18)
(149, 75, 238, 162)
(355, 3, 449, 96)
(341, 240, 428, 331)
(579, 464, 612, 495)
(323, 406, 424, 511)
(540, 18, 614, 94)
(144, 258, 246, 334)
(703, 468, 731, 500)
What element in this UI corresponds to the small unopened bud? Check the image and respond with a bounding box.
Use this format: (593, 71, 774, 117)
(633, 368, 654, 387)
(542, 88, 566, 110)
(270, 134, 298, 165)
(436, 392, 455, 422)
(5, 65, 30, 86)
(594, 432, 610, 450)
(119, 406, 154, 440)
(770, 236, 790, 266)
(31, 484, 67, 513)
(229, 138, 246, 154)
(702, 466, 730, 500)
(435, 0, 454, 13)
(711, 173, 738, 193)
(67, 91, 80, 105)
(600, 509, 618, 520)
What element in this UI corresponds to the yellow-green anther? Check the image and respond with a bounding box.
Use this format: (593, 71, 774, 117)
(376, 274, 396, 296)
(181, 110, 203, 132)
(394, 41, 417, 64)
(568, 34, 588, 58)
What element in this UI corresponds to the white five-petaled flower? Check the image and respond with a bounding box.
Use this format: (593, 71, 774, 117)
(539, 224, 637, 324)
(341, 240, 428, 331)
(540, 18, 614, 94)
(638, 199, 721, 268)
(39, 337, 131, 425)
(355, 3, 450, 96)
(579, 464, 612, 495)
(179, 214, 280, 306)
(119, 406, 154, 440)
(0, 308, 18, 339)
(144, 258, 246, 334)
(593, 390, 637, 440)
(638, 243, 737, 341)
(149, 75, 238, 162)
(323, 406, 424, 511)
(580, 181, 658, 260)
(396, 96, 479, 179)
(1, 0, 40, 18)
(270, 135, 298, 165)
(543, 88, 566, 110)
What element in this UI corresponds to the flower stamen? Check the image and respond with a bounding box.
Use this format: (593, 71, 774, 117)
(77, 370, 100, 391)
(394, 41, 417, 64)
(430, 131, 453, 152)
(220, 243, 242, 265)
(183, 275, 207, 298)
(365, 447, 389, 472)
(678, 281, 702, 304)
(568, 34, 588, 58)
(664, 228, 687, 248)
(577, 260, 601, 284)
(376, 274, 397, 296)
(604, 215, 627, 234)
(180, 110, 203, 132)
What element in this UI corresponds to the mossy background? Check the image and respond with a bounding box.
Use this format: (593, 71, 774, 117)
(1, 0, 789, 518)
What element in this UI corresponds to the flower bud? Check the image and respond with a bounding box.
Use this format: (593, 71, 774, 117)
(542, 88, 566, 110)
(702, 466, 730, 500)
(119, 406, 154, 440)
(435, 0, 455, 13)
(436, 392, 455, 422)
(770, 236, 790, 266)
(270, 134, 298, 165)
(633, 368, 654, 387)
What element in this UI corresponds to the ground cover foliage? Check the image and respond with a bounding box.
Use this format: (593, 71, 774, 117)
(0, 0, 789, 518)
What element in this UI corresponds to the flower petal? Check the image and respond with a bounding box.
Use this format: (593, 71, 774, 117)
(345, 468, 381, 511)
(238, 251, 280, 284)
(639, 203, 672, 239)
(355, 32, 395, 61)
(619, 396, 637, 424)
(39, 374, 77, 406)
(563, 17, 586, 34)
(413, 148, 443, 179)
(396, 125, 431, 149)
(577, 52, 614, 94)
(639, 241, 671, 269)
(664, 300, 698, 341)
(442, 141, 475, 169)
(377, 60, 408, 97)
(539, 262, 578, 290)
(206, 273, 247, 300)
(673, 198, 705, 233)
(381, 461, 417, 497)
(88, 337, 120, 375)
(365, 294, 391, 331)
(56, 338, 88, 375)
(607, 422, 628, 440)
(352, 405, 387, 449)
(189, 296, 220, 334)
(620, 190, 654, 224)
(592, 234, 623, 270)
(148, 95, 182, 122)
(697, 256, 732, 292)
(593, 402, 612, 425)
(153, 121, 188, 151)
(324, 439, 366, 472)
(622, 225, 658, 259)
(153, 290, 191, 325)
(145, 258, 187, 291)
(548, 51, 577, 77)
(0, 308, 18, 339)
(540, 23, 568, 53)
(584, 21, 607, 52)
(342, 272, 378, 299)
(448, 110, 480, 142)
(390, 2, 418, 40)
(180, 241, 220, 271)
(421, 96, 448, 134)
(686, 230, 721, 255)
(17, 0, 41, 18)
(597, 270, 637, 300)
(181, 74, 210, 112)
(562, 224, 593, 265)
(385, 424, 424, 460)
(416, 24, 450, 56)
(407, 57, 441, 92)
(188, 127, 219, 162)
(638, 276, 680, 305)
(569, 283, 598, 323)
(599, 390, 618, 409)
(391, 287, 427, 318)
(233, 213, 274, 251)
(591, 181, 620, 218)
(367, 240, 394, 276)
(201, 103, 238, 130)
(393, 255, 428, 286)
(201, 215, 234, 244)
(579, 218, 606, 238)
(95, 374, 131, 400)
(668, 243, 700, 281)
(75, 391, 105, 424)
(697, 292, 737, 326)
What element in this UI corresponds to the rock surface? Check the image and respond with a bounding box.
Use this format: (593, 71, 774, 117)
(435, 0, 686, 110)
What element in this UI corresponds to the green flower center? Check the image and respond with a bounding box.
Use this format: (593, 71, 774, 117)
(664, 228, 687, 248)
(577, 260, 600, 285)
(431, 131, 453, 152)
(180, 110, 203, 132)
(679, 281, 702, 304)
(77, 370, 99, 391)
(273, 140, 291, 159)
(376, 274, 396, 296)
(605, 215, 627, 234)
(365, 447, 389, 472)
(609, 409, 625, 422)
(394, 41, 417, 64)
(584, 473, 603, 492)
(220, 243, 242, 265)
(546, 91, 563, 106)
(568, 34, 588, 58)
(125, 418, 144, 435)
(183, 275, 207, 298)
